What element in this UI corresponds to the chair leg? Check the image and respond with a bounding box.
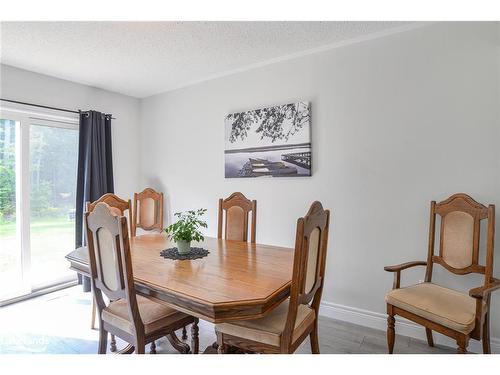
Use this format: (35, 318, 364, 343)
(110, 334, 117, 352)
(98, 326, 108, 354)
(216, 332, 226, 354)
(150, 341, 156, 354)
(483, 314, 491, 354)
(182, 326, 188, 340)
(135, 338, 145, 354)
(456, 337, 468, 354)
(90, 295, 96, 330)
(387, 314, 395, 354)
(191, 319, 199, 354)
(310, 322, 320, 354)
(425, 328, 434, 347)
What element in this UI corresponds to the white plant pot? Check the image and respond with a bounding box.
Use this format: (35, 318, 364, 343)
(177, 240, 191, 255)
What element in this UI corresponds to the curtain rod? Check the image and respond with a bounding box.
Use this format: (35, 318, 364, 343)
(0, 98, 116, 119)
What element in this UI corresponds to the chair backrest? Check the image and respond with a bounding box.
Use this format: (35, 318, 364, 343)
(282, 201, 330, 348)
(425, 193, 495, 283)
(132, 188, 164, 236)
(86, 193, 133, 231)
(217, 192, 257, 243)
(85, 202, 142, 331)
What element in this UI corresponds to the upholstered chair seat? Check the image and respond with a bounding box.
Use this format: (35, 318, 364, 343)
(85, 202, 199, 354)
(215, 300, 315, 347)
(215, 201, 330, 354)
(102, 295, 191, 335)
(384, 194, 499, 354)
(385, 283, 485, 334)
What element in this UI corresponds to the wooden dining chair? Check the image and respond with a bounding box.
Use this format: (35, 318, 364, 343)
(132, 188, 164, 237)
(130, 188, 191, 341)
(86, 193, 133, 350)
(215, 201, 330, 354)
(87, 193, 133, 235)
(217, 192, 257, 243)
(384, 193, 500, 354)
(85, 202, 199, 354)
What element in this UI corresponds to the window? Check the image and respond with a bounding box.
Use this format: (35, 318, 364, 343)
(0, 109, 79, 302)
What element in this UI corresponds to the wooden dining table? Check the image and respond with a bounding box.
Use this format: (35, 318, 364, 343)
(65, 233, 294, 351)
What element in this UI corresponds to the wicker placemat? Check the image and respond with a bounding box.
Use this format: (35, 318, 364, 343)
(160, 247, 209, 260)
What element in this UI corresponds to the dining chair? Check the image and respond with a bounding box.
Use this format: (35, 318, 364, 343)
(86, 193, 133, 350)
(217, 192, 257, 243)
(86, 193, 133, 233)
(384, 193, 500, 354)
(130, 188, 189, 340)
(85, 202, 199, 354)
(132, 188, 164, 237)
(214, 201, 330, 354)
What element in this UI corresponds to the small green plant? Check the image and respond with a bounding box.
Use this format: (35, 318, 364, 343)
(164, 208, 207, 243)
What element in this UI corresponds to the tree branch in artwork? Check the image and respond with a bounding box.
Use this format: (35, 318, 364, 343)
(227, 102, 310, 144)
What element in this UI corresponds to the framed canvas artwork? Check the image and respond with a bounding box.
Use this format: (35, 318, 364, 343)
(224, 102, 311, 178)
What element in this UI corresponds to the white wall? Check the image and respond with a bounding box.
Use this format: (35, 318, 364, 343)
(0, 64, 141, 199)
(139, 22, 500, 339)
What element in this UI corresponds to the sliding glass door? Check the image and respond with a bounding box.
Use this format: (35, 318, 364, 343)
(29, 121, 78, 288)
(0, 110, 79, 302)
(0, 118, 25, 298)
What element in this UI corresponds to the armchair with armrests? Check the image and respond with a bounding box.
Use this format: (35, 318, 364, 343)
(384, 193, 499, 354)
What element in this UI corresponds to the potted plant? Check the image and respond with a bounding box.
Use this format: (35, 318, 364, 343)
(165, 208, 207, 254)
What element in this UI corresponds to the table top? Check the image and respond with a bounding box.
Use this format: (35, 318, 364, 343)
(66, 234, 295, 322)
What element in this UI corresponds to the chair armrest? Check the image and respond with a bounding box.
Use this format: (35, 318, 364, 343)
(384, 261, 427, 290)
(384, 261, 427, 272)
(469, 279, 500, 299)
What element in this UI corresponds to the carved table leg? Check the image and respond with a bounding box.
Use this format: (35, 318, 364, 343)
(191, 319, 199, 354)
(182, 326, 188, 340)
(110, 334, 117, 352)
(216, 332, 226, 354)
(167, 332, 190, 354)
(150, 341, 157, 354)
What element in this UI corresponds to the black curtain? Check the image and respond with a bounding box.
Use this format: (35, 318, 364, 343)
(75, 110, 114, 291)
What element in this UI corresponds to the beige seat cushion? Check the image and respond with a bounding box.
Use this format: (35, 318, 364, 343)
(386, 282, 482, 334)
(215, 300, 315, 347)
(102, 295, 188, 335)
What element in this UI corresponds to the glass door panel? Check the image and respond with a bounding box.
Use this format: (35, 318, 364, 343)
(29, 123, 78, 288)
(0, 118, 23, 299)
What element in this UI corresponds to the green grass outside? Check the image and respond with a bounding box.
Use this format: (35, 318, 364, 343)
(0, 217, 74, 238)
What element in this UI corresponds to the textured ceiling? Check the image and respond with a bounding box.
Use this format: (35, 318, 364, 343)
(1, 21, 414, 98)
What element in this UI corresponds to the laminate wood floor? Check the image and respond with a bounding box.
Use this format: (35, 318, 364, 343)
(0, 286, 455, 354)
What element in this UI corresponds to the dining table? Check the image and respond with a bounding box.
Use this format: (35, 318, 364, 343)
(65, 233, 295, 353)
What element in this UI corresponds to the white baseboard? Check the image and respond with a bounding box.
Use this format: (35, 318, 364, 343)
(319, 301, 500, 354)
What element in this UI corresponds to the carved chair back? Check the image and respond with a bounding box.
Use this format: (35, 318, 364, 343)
(86, 193, 133, 233)
(282, 201, 330, 350)
(85, 202, 143, 333)
(425, 193, 495, 284)
(217, 192, 257, 243)
(132, 188, 164, 236)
